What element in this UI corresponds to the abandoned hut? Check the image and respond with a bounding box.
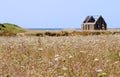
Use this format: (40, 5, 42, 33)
(81, 15, 107, 30)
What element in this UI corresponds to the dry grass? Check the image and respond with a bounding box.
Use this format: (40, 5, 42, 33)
(0, 35, 120, 77)
(24, 29, 120, 36)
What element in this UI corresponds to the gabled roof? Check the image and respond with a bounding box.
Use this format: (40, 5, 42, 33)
(83, 15, 102, 23)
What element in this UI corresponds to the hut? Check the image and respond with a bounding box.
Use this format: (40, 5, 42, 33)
(81, 15, 107, 30)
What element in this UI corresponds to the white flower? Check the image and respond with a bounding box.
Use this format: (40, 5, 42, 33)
(62, 66, 68, 71)
(114, 61, 119, 64)
(106, 59, 110, 62)
(10, 46, 14, 49)
(38, 48, 43, 51)
(69, 55, 73, 59)
(94, 58, 99, 61)
(54, 54, 61, 61)
(96, 69, 103, 73)
(54, 57, 59, 61)
(55, 54, 60, 58)
(80, 51, 87, 54)
(80, 51, 85, 53)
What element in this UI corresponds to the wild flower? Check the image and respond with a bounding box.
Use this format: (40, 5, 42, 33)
(62, 66, 68, 71)
(54, 54, 61, 61)
(38, 48, 43, 51)
(80, 51, 88, 54)
(10, 46, 14, 49)
(114, 61, 119, 64)
(0, 35, 120, 76)
(69, 55, 73, 59)
(94, 58, 99, 62)
(55, 54, 60, 58)
(80, 51, 85, 53)
(54, 57, 59, 61)
(106, 59, 111, 62)
(96, 69, 103, 73)
(2, 43, 6, 46)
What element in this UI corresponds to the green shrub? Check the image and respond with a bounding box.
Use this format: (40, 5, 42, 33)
(60, 31, 69, 36)
(36, 33, 44, 36)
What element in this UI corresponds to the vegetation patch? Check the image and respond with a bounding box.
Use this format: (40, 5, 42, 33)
(70, 31, 113, 36)
(33, 30, 120, 37)
(0, 23, 25, 36)
(0, 35, 120, 76)
(35, 31, 69, 36)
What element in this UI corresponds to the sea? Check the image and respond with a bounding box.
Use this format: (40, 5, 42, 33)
(28, 28, 80, 30)
(27, 28, 120, 30)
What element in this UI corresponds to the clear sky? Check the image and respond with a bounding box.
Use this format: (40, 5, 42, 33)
(0, 0, 120, 28)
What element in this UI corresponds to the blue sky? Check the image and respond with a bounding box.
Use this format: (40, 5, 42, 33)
(0, 0, 120, 28)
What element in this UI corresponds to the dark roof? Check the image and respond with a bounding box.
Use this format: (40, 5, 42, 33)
(83, 15, 102, 23)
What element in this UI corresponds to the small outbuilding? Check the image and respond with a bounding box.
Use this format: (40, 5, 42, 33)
(81, 15, 107, 30)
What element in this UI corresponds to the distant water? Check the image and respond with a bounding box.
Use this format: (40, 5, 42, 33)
(27, 28, 120, 30)
(28, 28, 80, 30)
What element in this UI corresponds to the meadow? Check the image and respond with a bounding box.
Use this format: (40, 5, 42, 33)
(0, 34, 120, 77)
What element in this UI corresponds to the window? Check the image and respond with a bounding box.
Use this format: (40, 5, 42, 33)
(88, 25, 90, 30)
(102, 24, 105, 30)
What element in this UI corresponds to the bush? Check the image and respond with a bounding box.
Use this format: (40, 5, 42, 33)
(44, 31, 69, 36)
(0, 31, 16, 36)
(60, 31, 69, 36)
(45, 32, 56, 36)
(36, 33, 44, 36)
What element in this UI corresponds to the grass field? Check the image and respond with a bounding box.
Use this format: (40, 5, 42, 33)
(0, 34, 120, 77)
(24, 29, 120, 36)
